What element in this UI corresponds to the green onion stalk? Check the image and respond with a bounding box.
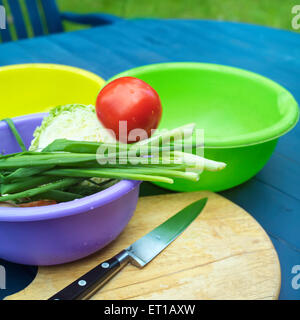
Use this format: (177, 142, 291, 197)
(0, 119, 226, 203)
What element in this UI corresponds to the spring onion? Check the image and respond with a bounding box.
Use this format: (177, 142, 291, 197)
(1, 119, 27, 152)
(0, 117, 226, 205)
(0, 178, 80, 202)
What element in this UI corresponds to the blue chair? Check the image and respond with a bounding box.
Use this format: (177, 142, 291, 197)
(0, 0, 122, 43)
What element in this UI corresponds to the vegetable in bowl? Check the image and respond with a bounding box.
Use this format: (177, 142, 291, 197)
(0, 77, 226, 207)
(95, 77, 162, 143)
(30, 104, 116, 151)
(0, 106, 225, 206)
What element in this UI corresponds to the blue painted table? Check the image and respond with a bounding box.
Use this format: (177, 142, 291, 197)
(0, 19, 299, 300)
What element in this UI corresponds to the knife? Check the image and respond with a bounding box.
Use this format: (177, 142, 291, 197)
(49, 197, 208, 300)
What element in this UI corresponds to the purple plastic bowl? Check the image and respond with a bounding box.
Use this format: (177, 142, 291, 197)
(0, 114, 141, 266)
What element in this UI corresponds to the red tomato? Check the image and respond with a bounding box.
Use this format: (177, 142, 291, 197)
(19, 200, 57, 207)
(96, 77, 162, 143)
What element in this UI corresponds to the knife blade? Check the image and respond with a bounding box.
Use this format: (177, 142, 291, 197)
(49, 197, 208, 300)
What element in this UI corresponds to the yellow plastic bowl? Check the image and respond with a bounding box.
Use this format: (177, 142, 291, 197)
(0, 64, 105, 119)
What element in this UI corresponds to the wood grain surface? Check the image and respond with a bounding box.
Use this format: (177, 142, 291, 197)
(6, 191, 281, 300)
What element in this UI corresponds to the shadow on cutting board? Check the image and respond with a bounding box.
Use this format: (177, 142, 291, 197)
(0, 259, 37, 300)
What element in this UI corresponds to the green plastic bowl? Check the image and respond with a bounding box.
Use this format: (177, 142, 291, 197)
(108, 63, 299, 192)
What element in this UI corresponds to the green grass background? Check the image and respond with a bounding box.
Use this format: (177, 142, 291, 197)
(57, 0, 300, 32)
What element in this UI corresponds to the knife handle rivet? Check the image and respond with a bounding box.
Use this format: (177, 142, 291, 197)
(78, 280, 87, 287)
(101, 262, 110, 269)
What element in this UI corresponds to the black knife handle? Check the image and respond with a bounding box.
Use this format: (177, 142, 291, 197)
(49, 250, 130, 300)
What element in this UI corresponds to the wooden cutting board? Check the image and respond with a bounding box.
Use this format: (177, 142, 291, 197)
(6, 191, 281, 300)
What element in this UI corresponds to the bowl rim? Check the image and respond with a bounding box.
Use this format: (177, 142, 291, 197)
(109, 62, 299, 148)
(0, 113, 141, 222)
(0, 63, 105, 86)
(0, 179, 140, 222)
